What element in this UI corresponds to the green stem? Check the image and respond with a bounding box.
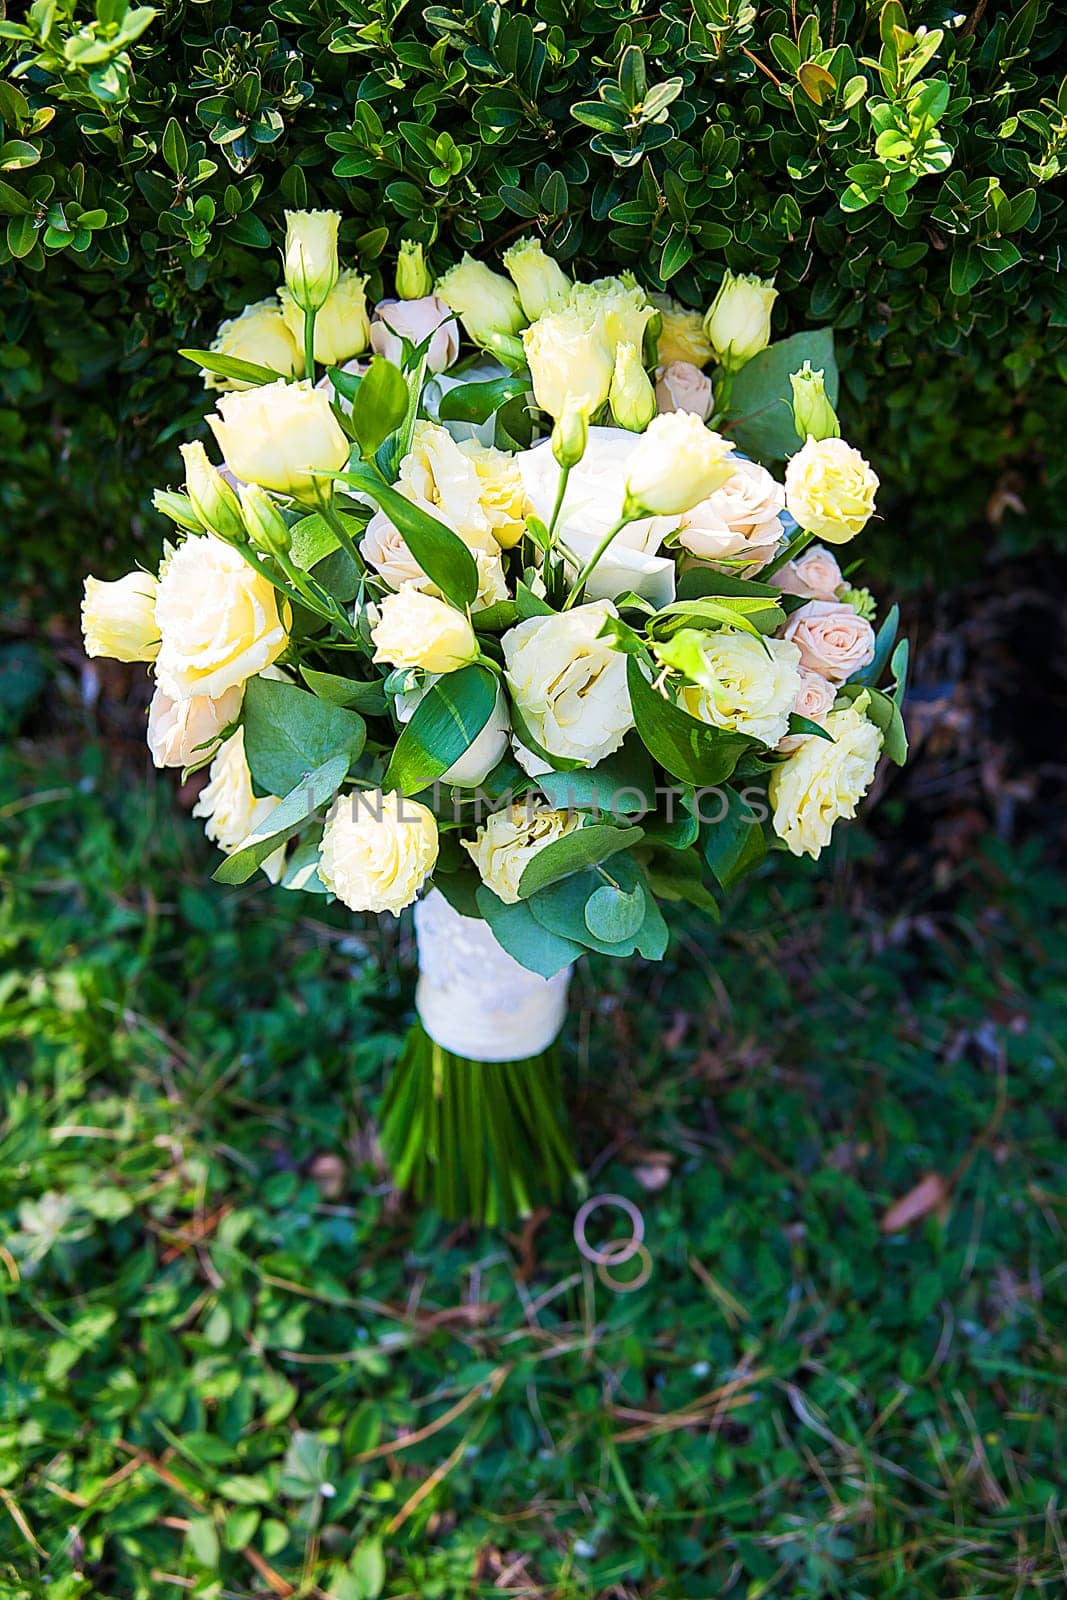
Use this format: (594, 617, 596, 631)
(761, 528, 814, 579)
(561, 515, 631, 611)
(319, 494, 365, 573)
(229, 540, 305, 612)
(709, 367, 735, 431)
(303, 306, 316, 385)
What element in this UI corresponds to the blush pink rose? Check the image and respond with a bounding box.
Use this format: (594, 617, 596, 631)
(781, 600, 875, 683)
(776, 668, 838, 752)
(655, 360, 713, 420)
(773, 543, 843, 602)
(370, 296, 459, 373)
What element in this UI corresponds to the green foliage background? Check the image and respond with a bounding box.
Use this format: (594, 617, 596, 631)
(3, 0, 1067, 607)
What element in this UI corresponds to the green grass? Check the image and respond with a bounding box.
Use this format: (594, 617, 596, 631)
(1, 742, 1065, 1599)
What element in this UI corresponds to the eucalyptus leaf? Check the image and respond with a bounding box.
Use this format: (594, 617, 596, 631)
(212, 755, 348, 886)
(384, 665, 497, 795)
(725, 330, 838, 460)
(517, 822, 646, 898)
(242, 676, 366, 796)
(475, 887, 583, 979)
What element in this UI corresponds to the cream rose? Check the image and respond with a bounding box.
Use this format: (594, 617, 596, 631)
(395, 677, 510, 787)
(281, 270, 370, 365)
(147, 684, 243, 768)
(781, 600, 875, 683)
(371, 589, 479, 675)
(396, 422, 498, 551)
(203, 298, 304, 390)
(457, 439, 530, 548)
(522, 304, 615, 421)
(192, 728, 286, 882)
(502, 236, 572, 319)
(503, 600, 634, 766)
(670, 630, 802, 748)
(464, 804, 581, 904)
(435, 253, 525, 346)
(776, 669, 838, 753)
(319, 788, 438, 915)
(624, 412, 735, 516)
(154, 535, 288, 701)
(769, 700, 883, 859)
(208, 380, 350, 500)
(773, 544, 843, 601)
(655, 361, 714, 420)
(677, 458, 786, 573)
(652, 295, 714, 368)
(81, 571, 160, 663)
(282, 208, 340, 312)
(360, 509, 433, 591)
(370, 295, 459, 373)
(785, 437, 879, 544)
(518, 428, 677, 607)
(703, 271, 777, 372)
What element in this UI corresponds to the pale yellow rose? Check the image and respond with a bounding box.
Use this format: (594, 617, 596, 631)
(81, 571, 159, 663)
(154, 534, 288, 701)
(208, 380, 350, 499)
(283, 208, 341, 313)
(396, 239, 432, 300)
(671, 631, 802, 748)
(522, 304, 615, 421)
(776, 668, 838, 753)
(147, 683, 243, 769)
(192, 727, 286, 882)
(784, 437, 879, 544)
(457, 439, 530, 548)
(503, 600, 633, 765)
(435, 253, 525, 346)
(677, 458, 786, 573)
(180, 441, 244, 543)
(610, 341, 657, 431)
(371, 589, 479, 674)
(769, 700, 883, 859)
(281, 270, 370, 365)
(773, 544, 843, 601)
(568, 277, 655, 353)
(319, 788, 438, 915)
(464, 804, 581, 904)
(502, 236, 572, 319)
(624, 412, 735, 516)
(781, 599, 875, 683)
(202, 298, 304, 391)
(655, 360, 714, 421)
(703, 271, 777, 372)
(652, 295, 714, 368)
(397, 421, 496, 551)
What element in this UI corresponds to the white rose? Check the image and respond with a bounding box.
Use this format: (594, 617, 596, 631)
(370, 295, 459, 374)
(677, 458, 786, 573)
(202, 298, 304, 390)
(192, 728, 286, 882)
(785, 436, 879, 544)
(395, 677, 510, 787)
(655, 360, 714, 420)
(147, 683, 243, 768)
(503, 600, 634, 765)
(624, 412, 736, 516)
(155, 535, 289, 701)
(776, 669, 838, 753)
(280, 269, 370, 365)
(781, 600, 876, 683)
(674, 631, 802, 748)
(773, 544, 843, 601)
(208, 380, 350, 500)
(319, 788, 438, 915)
(81, 571, 159, 663)
(518, 428, 678, 607)
(769, 699, 883, 859)
(371, 589, 479, 675)
(463, 804, 581, 903)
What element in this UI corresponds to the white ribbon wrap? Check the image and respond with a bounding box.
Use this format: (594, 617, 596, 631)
(414, 889, 572, 1062)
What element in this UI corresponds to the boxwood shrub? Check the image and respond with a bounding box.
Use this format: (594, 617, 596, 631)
(2, 0, 1066, 608)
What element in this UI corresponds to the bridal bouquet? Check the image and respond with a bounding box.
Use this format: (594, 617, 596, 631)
(82, 210, 907, 1222)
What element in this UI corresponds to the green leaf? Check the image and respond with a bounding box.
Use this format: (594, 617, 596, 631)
(161, 117, 188, 175)
(626, 656, 751, 786)
(242, 676, 365, 796)
(517, 822, 646, 898)
(289, 508, 368, 570)
(475, 887, 583, 978)
(536, 739, 655, 816)
(186, 1515, 219, 1568)
(585, 882, 646, 943)
(725, 330, 839, 460)
(527, 858, 669, 959)
(179, 348, 288, 387)
(212, 755, 349, 886)
(652, 595, 786, 638)
(702, 785, 768, 890)
(384, 665, 497, 795)
(436, 376, 530, 424)
(351, 356, 408, 457)
(337, 463, 478, 608)
(838, 684, 908, 766)
(300, 666, 387, 715)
